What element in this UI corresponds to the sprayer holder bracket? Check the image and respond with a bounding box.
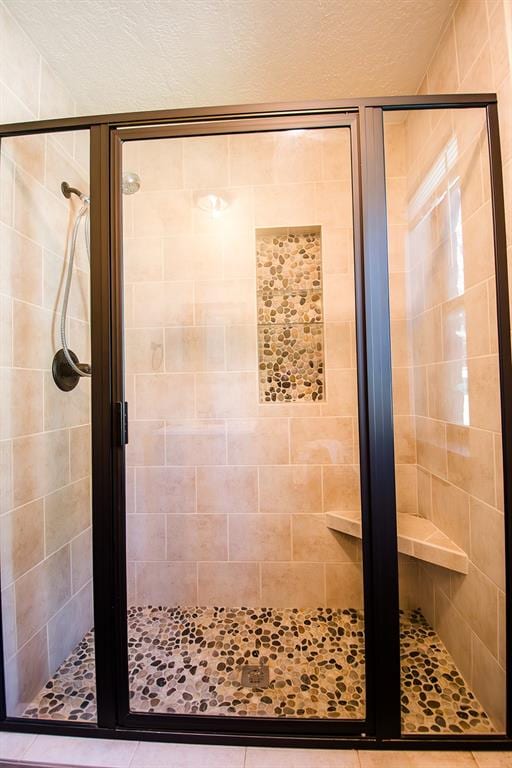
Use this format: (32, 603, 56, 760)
(52, 348, 90, 391)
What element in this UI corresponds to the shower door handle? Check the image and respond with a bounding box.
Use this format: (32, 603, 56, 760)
(114, 401, 129, 446)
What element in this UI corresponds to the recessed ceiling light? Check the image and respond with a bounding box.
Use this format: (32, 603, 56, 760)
(193, 191, 230, 218)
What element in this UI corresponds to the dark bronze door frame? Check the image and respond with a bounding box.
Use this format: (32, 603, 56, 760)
(0, 95, 510, 750)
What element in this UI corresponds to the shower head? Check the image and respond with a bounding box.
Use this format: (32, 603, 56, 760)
(61, 181, 89, 204)
(122, 171, 141, 195)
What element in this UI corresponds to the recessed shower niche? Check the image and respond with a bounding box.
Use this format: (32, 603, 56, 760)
(256, 226, 325, 403)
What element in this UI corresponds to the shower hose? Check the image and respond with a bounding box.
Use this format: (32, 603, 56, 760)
(60, 201, 91, 378)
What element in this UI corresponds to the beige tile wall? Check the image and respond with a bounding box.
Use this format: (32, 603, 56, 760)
(386, 0, 511, 731)
(0, 2, 93, 715)
(123, 128, 371, 611)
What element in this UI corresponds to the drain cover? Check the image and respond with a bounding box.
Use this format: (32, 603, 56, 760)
(241, 664, 270, 688)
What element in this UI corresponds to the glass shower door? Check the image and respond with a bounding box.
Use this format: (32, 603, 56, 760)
(384, 107, 507, 735)
(119, 123, 369, 723)
(0, 129, 96, 722)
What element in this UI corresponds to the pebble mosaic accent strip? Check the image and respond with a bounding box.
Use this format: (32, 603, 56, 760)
(23, 607, 494, 733)
(256, 229, 324, 403)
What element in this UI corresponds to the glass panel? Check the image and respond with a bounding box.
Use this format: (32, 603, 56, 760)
(122, 127, 366, 719)
(384, 109, 506, 734)
(0, 130, 95, 721)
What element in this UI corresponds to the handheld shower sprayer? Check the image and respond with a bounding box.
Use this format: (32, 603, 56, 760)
(53, 174, 141, 391)
(52, 181, 92, 391)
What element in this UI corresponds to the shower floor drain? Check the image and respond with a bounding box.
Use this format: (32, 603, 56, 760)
(240, 664, 270, 688)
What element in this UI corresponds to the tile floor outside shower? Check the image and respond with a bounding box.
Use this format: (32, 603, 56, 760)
(23, 607, 494, 735)
(0, 732, 509, 768)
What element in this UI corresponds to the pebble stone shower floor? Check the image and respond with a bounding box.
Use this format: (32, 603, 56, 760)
(24, 606, 494, 734)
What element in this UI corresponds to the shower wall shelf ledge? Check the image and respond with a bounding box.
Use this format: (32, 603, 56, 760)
(326, 511, 469, 574)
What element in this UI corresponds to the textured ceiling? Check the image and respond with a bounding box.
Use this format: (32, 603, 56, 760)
(5, 0, 456, 116)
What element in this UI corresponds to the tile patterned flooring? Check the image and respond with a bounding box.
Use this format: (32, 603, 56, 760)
(24, 606, 493, 735)
(0, 733, 510, 768)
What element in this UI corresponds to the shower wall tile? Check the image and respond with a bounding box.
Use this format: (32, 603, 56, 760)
(1, 585, 16, 661)
(167, 514, 227, 562)
(47, 581, 93, 674)
(227, 418, 289, 465)
(136, 467, 195, 515)
(132, 189, 192, 237)
(467, 356, 501, 433)
(15, 544, 71, 648)
(472, 631, 506, 733)
(12, 300, 55, 370)
(165, 326, 224, 372)
(322, 465, 360, 512)
(225, 324, 258, 371)
(0, 295, 12, 368)
(451, 564, 499, 658)
(44, 477, 90, 556)
(0, 368, 43, 439)
(441, 283, 492, 361)
(290, 417, 353, 465)
(325, 563, 363, 608)
(261, 563, 324, 608)
(126, 420, 165, 466)
(254, 183, 316, 227)
(415, 417, 447, 479)
(324, 322, 353, 369)
(292, 515, 359, 563)
(136, 562, 197, 606)
(126, 328, 165, 374)
(272, 131, 321, 184)
(469, 498, 506, 590)
(163, 232, 222, 281)
(69, 425, 91, 482)
(135, 373, 195, 420)
(0, 154, 14, 226)
(0, 499, 44, 585)
(131, 281, 194, 327)
(393, 415, 416, 464)
(229, 514, 291, 562)
(446, 424, 495, 506)
(322, 226, 353, 274)
(229, 133, 276, 186)
(259, 465, 322, 515)
(182, 135, 229, 189)
(320, 369, 357, 418)
(198, 562, 259, 606)
(43, 371, 90, 430)
(126, 514, 166, 562)
(314, 181, 353, 229)
(71, 528, 92, 594)
(321, 129, 352, 181)
(132, 137, 183, 192)
(12, 429, 70, 507)
(165, 419, 226, 466)
(14, 168, 68, 256)
(430, 475, 470, 553)
(5, 628, 49, 716)
(196, 371, 258, 418)
(124, 237, 163, 282)
(0, 224, 42, 305)
(196, 466, 258, 515)
(194, 279, 256, 326)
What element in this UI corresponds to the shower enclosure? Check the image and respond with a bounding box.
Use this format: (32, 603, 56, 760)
(0, 94, 510, 749)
